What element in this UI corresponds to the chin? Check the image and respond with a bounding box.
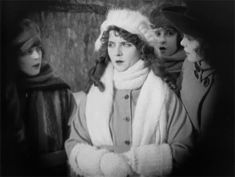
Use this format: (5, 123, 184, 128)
(186, 54, 199, 63)
(115, 68, 126, 72)
(28, 71, 40, 76)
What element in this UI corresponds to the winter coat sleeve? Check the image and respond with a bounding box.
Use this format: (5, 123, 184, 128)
(65, 92, 108, 176)
(123, 89, 194, 176)
(65, 92, 92, 155)
(166, 89, 195, 173)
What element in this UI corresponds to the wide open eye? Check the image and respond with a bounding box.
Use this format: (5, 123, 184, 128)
(121, 41, 132, 47)
(108, 41, 115, 48)
(21, 42, 42, 56)
(165, 28, 177, 36)
(27, 47, 38, 55)
(154, 29, 162, 37)
(19, 47, 34, 56)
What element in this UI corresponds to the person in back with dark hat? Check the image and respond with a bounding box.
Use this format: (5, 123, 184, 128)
(162, 1, 234, 175)
(162, 0, 233, 138)
(162, 2, 219, 137)
(150, 3, 186, 96)
(3, 18, 76, 176)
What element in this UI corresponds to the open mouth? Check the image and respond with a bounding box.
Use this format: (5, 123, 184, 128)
(159, 47, 166, 51)
(33, 64, 40, 68)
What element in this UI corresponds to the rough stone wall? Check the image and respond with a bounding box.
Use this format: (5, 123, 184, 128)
(39, 11, 103, 91)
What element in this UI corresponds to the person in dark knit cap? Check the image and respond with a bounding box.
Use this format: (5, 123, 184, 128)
(150, 3, 186, 96)
(3, 18, 76, 176)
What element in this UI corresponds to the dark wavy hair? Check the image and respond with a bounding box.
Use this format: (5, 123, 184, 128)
(192, 36, 213, 67)
(85, 25, 165, 93)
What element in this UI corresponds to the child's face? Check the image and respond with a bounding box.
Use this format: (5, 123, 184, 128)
(18, 46, 42, 76)
(108, 30, 140, 72)
(180, 34, 202, 62)
(154, 27, 178, 57)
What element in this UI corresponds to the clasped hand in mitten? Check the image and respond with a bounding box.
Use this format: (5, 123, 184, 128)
(100, 152, 133, 177)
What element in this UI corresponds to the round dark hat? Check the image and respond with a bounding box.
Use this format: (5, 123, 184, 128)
(13, 19, 41, 52)
(150, 3, 177, 29)
(162, 0, 234, 42)
(162, 5, 206, 39)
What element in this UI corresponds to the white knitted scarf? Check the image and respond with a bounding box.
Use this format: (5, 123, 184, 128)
(86, 60, 168, 147)
(113, 60, 149, 90)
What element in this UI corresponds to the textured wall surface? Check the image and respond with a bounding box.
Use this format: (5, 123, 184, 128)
(39, 11, 103, 91)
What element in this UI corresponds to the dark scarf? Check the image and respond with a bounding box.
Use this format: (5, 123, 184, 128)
(12, 64, 71, 154)
(17, 64, 70, 90)
(162, 49, 186, 96)
(162, 49, 186, 74)
(5, 63, 73, 175)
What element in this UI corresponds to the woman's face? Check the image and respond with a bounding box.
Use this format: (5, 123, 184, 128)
(18, 46, 42, 76)
(108, 30, 140, 72)
(180, 34, 202, 62)
(154, 27, 178, 57)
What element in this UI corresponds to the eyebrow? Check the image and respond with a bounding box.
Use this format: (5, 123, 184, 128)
(154, 27, 176, 32)
(108, 39, 127, 43)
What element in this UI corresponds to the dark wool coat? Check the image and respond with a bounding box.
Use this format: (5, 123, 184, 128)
(3, 64, 76, 176)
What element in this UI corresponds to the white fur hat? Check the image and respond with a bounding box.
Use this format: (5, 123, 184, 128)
(94, 8, 157, 51)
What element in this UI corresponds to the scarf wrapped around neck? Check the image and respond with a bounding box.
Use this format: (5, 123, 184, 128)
(86, 60, 169, 147)
(17, 64, 70, 90)
(113, 60, 149, 89)
(162, 49, 186, 73)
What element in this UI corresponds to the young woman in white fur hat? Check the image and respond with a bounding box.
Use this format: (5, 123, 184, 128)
(65, 8, 195, 177)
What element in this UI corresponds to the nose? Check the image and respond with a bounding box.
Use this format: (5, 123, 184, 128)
(180, 37, 187, 47)
(115, 45, 123, 56)
(31, 49, 41, 59)
(157, 34, 166, 44)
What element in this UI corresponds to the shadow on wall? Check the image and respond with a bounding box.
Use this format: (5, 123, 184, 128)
(2, 0, 182, 92)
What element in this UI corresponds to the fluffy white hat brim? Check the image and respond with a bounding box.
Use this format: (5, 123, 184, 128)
(95, 8, 157, 51)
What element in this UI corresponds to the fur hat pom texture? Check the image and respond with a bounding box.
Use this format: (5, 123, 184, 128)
(95, 8, 157, 51)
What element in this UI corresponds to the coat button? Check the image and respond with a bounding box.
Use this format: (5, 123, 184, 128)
(124, 95, 129, 99)
(124, 140, 130, 145)
(124, 117, 130, 121)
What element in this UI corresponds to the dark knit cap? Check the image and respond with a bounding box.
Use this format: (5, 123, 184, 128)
(162, 0, 234, 42)
(150, 3, 177, 29)
(162, 5, 206, 39)
(13, 19, 41, 53)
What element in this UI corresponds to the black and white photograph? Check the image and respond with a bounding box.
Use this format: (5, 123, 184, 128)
(1, 0, 234, 176)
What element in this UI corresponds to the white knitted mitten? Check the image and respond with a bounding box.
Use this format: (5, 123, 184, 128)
(69, 143, 108, 176)
(100, 152, 133, 177)
(123, 144, 172, 176)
